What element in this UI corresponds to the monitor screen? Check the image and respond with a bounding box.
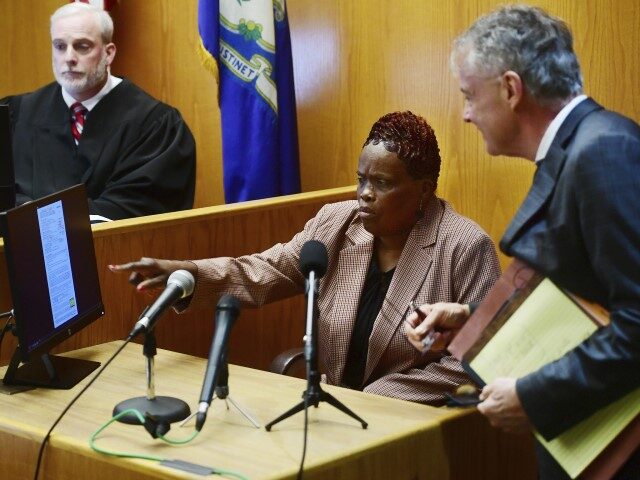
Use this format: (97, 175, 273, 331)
(0, 104, 15, 212)
(1, 184, 104, 363)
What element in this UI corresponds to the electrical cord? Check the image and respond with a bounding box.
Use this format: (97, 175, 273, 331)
(29, 337, 248, 480)
(90, 408, 249, 480)
(90, 408, 164, 462)
(33, 338, 132, 480)
(296, 381, 311, 479)
(0, 312, 14, 361)
(89, 408, 196, 458)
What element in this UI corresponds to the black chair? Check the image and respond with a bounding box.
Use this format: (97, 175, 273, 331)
(268, 348, 306, 378)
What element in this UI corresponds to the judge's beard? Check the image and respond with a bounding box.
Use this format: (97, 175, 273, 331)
(54, 54, 109, 99)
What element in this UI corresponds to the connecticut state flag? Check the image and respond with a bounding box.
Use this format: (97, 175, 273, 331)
(198, 0, 301, 203)
(70, 0, 118, 10)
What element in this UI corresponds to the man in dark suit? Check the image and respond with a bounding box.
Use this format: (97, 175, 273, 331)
(406, 4, 640, 478)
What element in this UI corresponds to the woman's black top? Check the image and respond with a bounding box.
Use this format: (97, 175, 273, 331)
(341, 257, 395, 389)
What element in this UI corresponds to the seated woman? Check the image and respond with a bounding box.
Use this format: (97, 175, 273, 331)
(110, 111, 500, 405)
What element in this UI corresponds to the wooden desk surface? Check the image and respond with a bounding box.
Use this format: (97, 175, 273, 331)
(0, 341, 469, 480)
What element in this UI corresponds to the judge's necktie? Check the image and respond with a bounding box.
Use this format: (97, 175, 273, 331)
(70, 102, 88, 144)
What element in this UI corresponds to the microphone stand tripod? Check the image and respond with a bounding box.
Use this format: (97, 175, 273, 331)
(265, 272, 368, 431)
(113, 330, 190, 425)
(212, 350, 261, 428)
(181, 349, 260, 429)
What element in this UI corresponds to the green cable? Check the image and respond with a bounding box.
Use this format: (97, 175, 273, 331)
(89, 408, 250, 480)
(158, 427, 200, 445)
(89, 409, 164, 461)
(214, 469, 251, 480)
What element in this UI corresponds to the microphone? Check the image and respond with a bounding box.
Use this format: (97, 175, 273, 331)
(196, 294, 240, 431)
(300, 241, 328, 365)
(128, 269, 195, 339)
(300, 240, 328, 278)
(214, 350, 230, 400)
(264, 239, 368, 431)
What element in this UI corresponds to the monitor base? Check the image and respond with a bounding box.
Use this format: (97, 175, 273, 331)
(2, 351, 100, 390)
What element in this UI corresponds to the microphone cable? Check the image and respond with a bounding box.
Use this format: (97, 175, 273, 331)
(32, 304, 156, 478)
(297, 389, 310, 480)
(33, 337, 132, 480)
(89, 408, 248, 480)
(0, 310, 15, 360)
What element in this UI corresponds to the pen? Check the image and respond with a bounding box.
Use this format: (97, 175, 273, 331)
(409, 300, 438, 353)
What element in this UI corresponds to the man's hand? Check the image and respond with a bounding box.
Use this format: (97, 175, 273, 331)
(477, 377, 531, 434)
(109, 257, 196, 293)
(404, 302, 470, 352)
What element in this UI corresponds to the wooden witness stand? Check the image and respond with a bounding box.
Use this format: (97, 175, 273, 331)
(0, 341, 535, 480)
(449, 260, 640, 479)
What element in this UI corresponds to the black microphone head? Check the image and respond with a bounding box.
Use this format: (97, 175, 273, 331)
(300, 240, 328, 278)
(217, 294, 240, 312)
(167, 270, 195, 298)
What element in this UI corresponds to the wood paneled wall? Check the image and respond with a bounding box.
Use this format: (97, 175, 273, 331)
(0, 1, 639, 267)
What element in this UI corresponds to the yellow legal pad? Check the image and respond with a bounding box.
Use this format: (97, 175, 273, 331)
(470, 279, 640, 479)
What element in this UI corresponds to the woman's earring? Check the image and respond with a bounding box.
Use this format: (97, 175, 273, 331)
(416, 197, 425, 220)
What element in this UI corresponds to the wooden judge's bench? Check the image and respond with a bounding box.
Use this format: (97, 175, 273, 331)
(0, 186, 536, 479)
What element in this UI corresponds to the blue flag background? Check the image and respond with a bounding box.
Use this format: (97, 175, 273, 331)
(198, 0, 301, 203)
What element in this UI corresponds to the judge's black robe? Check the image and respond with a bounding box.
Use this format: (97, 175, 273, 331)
(1, 79, 196, 220)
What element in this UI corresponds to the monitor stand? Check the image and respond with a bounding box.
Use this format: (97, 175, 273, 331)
(1, 348, 100, 392)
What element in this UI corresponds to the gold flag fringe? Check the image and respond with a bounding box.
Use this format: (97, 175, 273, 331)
(197, 37, 221, 104)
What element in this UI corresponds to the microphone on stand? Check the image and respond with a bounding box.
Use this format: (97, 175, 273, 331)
(300, 241, 328, 364)
(196, 294, 240, 431)
(128, 270, 195, 339)
(265, 240, 367, 432)
(114, 270, 195, 427)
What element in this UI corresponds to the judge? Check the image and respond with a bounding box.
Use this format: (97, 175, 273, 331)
(0, 2, 195, 220)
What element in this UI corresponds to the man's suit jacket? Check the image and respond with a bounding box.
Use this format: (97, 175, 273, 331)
(501, 98, 640, 476)
(188, 198, 500, 404)
(1, 80, 196, 220)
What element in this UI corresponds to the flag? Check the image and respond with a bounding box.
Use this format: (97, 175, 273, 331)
(198, 0, 301, 203)
(71, 0, 118, 11)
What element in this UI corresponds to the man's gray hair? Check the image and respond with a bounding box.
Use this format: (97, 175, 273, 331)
(51, 2, 114, 44)
(452, 4, 583, 106)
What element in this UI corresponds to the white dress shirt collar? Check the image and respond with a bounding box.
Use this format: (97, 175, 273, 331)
(61, 74, 123, 112)
(535, 94, 588, 163)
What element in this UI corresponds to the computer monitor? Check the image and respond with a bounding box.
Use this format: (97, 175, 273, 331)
(0, 184, 104, 389)
(0, 105, 15, 213)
